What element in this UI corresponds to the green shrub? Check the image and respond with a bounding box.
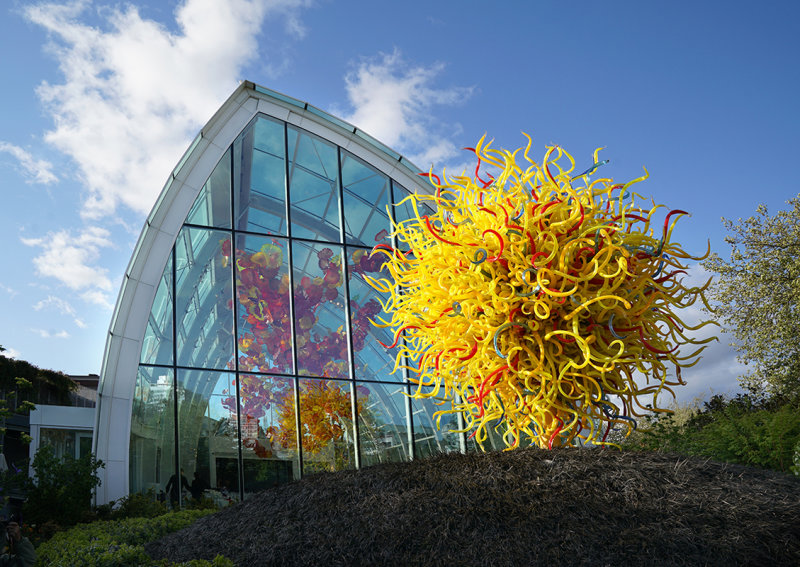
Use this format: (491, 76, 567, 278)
(791, 439, 800, 476)
(111, 489, 168, 519)
(24, 445, 104, 527)
(623, 394, 800, 473)
(34, 509, 232, 566)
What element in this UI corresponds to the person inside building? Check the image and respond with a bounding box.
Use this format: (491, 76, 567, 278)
(165, 469, 190, 508)
(190, 470, 209, 501)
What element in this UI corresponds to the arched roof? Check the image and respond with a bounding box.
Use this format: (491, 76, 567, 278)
(95, 81, 432, 503)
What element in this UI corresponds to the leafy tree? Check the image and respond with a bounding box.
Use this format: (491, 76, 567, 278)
(24, 444, 104, 527)
(622, 393, 800, 474)
(702, 196, 800, 399)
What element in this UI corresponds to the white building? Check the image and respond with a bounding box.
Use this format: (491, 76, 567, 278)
(94, 82, 468, 506)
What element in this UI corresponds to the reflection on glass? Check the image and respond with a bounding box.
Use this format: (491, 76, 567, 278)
(234, 234, 292, 374)
(465, 420, 530, 453)
(133, 110, 465, 503)
(298, 379, 355, 474)
(347, 247, 397, 381)
(186, 148, 232, 229)
(341, 151, 390, 246)
(410, 387, 464, 458)
(391, 182, 435, 229)
(140, 253, 173, 365)
(238, 374, 299, 495)
(287, 126, 341, 242)
(292, 241, 348, 378)
(234, 117, 287, 236)
(175, 227, 234, 370)
(356, 381, 409, 466)
(129, 366, 175, 498)
(178, 369, 240, 506)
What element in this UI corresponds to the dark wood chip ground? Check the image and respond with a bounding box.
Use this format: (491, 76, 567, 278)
(145, 448, 800, 566)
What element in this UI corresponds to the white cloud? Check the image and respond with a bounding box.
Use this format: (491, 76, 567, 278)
(21, 227, 113, 299)
(31, 328, 71, 339)
(25, 0, 310, 219)
(80, 289, 116, 310)
(662, 263, 745, 403)
(33, 295, 88, 328)
(0, 283, 18, 298)
(0, 141, 58, 184)
(0, 346, 21, 359)
(626, 263, 744, 407)
(337, 49, 473, 171)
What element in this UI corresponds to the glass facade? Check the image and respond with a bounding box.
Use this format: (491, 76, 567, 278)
(129, 114, 467, 505)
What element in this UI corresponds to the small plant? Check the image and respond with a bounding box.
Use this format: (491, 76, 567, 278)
(111, 488, 168, 519)
(34, 509, 231, 567)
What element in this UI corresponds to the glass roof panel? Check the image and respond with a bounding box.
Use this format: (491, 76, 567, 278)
(341, 151, 391, 247)
(291, 240, 348, 378)
(186, 148, 232, 228)
(234, 117, 287, 236)
(234, 233, 293, 374)
(237, 374, 300, 491)
(175, 227, 234, 370)
(287, 126, 341, 242)
(130, 366, 175, 497)
(347, 246, 398, 382)
(298, 378, 355, 474)
(356, 381, 409, 466)
(140, 252, 173, 365)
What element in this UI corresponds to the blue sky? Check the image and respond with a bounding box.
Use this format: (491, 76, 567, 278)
(1, 0, 798, 406)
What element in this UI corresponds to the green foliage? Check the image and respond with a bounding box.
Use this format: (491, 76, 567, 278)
(184, 495, 219, 511)
(0, 347, 76, 406)
(111, 489, 169, 519)
(623, 393, 800, 473)
(703, 196, 800, 399)
(791, 439, 800, 476)
(24, 445, 104, 527)
(34, 509, 232, 567)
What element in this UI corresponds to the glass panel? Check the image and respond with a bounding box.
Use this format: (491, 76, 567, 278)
(140, 253, 173, 365)
(129, 366, 176, 501)
(292, 241, 348, 378)
(410, 386, 464, 458)
(465, 417, 532, 453)
(299, 378, 355, 474)
(238, 374, 299, 496)
(40, 429, 77, 460)
(287, 126, 341, 242)
(234, 117, 287, 236)
(177, 369, 240, 506)
(392, 181, 435, 225)
(347, 246, 397, 382)
(356, 381, 409, 466)
(234, 234, 293, 374)
(341, 151, 390, 246)
(186, 148, 232, 229)
(78, 434, 92, 459)
(175, 228, 234, 370)
(391, 182, 435, 252)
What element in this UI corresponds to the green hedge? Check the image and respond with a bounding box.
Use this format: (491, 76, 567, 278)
(34, 509, 232, 567)
(623, 394, 800, 474)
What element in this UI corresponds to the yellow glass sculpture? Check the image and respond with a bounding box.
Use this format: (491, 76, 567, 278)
(367, 135, 716, 449)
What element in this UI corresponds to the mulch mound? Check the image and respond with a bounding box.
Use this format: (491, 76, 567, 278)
(145, 449, 800, 566)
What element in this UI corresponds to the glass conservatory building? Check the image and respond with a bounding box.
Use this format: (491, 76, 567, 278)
(94, 81, 467, 505)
